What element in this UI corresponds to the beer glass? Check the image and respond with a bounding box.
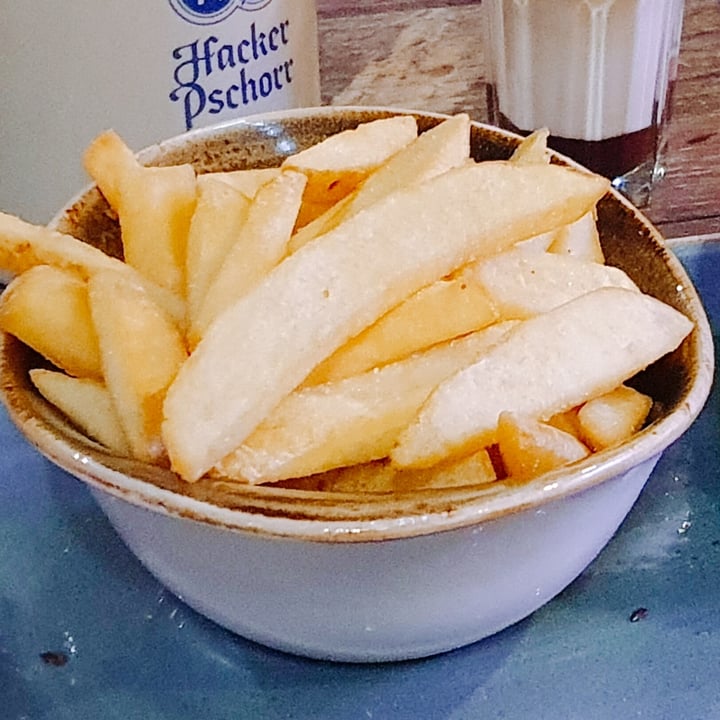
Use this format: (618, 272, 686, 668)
(483, 0, 685, 207)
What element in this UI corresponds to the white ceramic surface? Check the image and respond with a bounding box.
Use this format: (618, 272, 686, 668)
(92, 455, 659, 662)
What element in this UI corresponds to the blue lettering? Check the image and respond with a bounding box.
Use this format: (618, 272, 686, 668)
(239, 67, 258, 104)
(238, 39, 252, 64)
(169, 19, 295, 129)
(258, 72, 273, 98)
(169, 83, 206, 131)
(208, 88, 225, 115)
(217, 43, 235, 71)
(226, 84, 241, 109)
(268, 26, 280, 52)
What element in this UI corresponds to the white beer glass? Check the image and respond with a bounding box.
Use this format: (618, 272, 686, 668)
(483, 0, 685, 207)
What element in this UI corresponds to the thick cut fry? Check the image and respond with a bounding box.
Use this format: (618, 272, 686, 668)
(391, 287, 693, 469)
(89, 269, 187, 463)
(577, 385, 653, 451)
(393, 448, 497, 491)
(215, 323, 516, 483)
(191, 171, 307, 343)
(29, 369, 129, 455)
(211, 168, 281, 197)
(497, 412, 590, 482)
(471, 247, 638, 320)
(116, 164, 197, 296)
(513, 230, 557, 254)
(283, 116, 418, 177)
(305, 273, 498, 385)
(185, 175, 252, 329)
(548, 209, 604, 263)
(282, 115, 418, 223)
(84, 130, 197, 296)
(163, 160, 609, 482)
(288, 114, 472, 252)
(82, 129, 138, 211)
(0, 212, 184, 323)
(510, 128, 551, 166)
(0, 265, 101, 379)
(304, 449, 497, 494)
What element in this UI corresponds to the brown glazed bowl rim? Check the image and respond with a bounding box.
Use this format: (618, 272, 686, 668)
(0, 105, 714, 542)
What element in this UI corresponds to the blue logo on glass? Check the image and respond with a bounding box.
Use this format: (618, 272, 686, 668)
(169, 0, 272, 26)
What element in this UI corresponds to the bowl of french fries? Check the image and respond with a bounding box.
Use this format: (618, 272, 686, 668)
(0, 106, 712, 662)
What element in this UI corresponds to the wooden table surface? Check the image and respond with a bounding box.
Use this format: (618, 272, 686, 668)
(316, 0, 720, 239)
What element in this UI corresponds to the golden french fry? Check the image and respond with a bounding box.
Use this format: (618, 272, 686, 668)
(0, 212, 185, 324)
(288, 113, 472, 252)
(548, 209, 604, 263)
(215, 322, 516, 484)
(0, 265, 101, 379)
(211, 168, 282, 197)
(497, 411, 590, 482)
(393, 448, 497, 492)
(391, 287, 693, 469)
(89, 268, 187, 463)
(163, 160, 609, 482)
(117, 164, 197, 296)
(82, 129, 138, 211)
(577, 385, 653, 451)
(471, 246, 638, 320)
(191, 170, 307, 343)
(304, 448, 497, 494)
(282, 115, 418, 223)
(305, 273, 498, 385)
(185, 175, 252, 330)
(84, 130, 197, 296)
(510, 128, 551, 166)
(29, 369, 130, 455)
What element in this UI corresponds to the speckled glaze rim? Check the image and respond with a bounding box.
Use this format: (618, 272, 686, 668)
(2, 105, 714, 543)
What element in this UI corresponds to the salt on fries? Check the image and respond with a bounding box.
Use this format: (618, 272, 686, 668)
(0, 116, 693, 494)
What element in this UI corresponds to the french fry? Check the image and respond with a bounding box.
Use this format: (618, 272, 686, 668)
(89, 268, 187, 463)
(391, 287, 693, 469)
(215, 322, 516, 483)
(282, 115, 418, 225)
(82, 128, 138, 211)
(211, 167, 281, 197)
(0, 212, 185, 324)
(305, 273, 498, 385)
(393, 448, 497, 491)
(0, 265, 101, 379)
(191, 170, 307, 344)
(513, 230, 557, 254)
(84, 130, 197, 296)
(163, 160, 609, 482)
(510, 128, 551, 166)
(304, 448, 497, 494)
(577, 385, 653, 451)
(288, 113, 472, 252)
(509, 130, 604, 262)
(29, 369, 130, 455)
(115, 164, 197, 296)
(185, 175, 253, 330)
(548, 208, 604, 263)
(497, 411, 590, 482)
(471, 246, 638, 320)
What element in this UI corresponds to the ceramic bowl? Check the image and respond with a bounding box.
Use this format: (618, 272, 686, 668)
(0, 107, 713, 663)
